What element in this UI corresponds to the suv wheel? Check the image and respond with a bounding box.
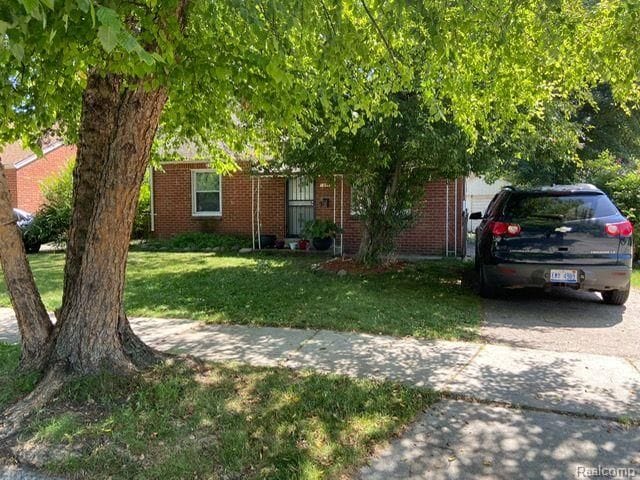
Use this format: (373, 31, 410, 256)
(601, 285, 630, 306)
(479, 264, 499, 299)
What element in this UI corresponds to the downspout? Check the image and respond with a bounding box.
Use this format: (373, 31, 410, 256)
(445, 180, 450, 257)
(148, 165, 155, 233)
(340, 175, 344, 257)
(251, 176, 255, 250)
(333, 175, 337, 256)
(257, 176, 262, 250)
(454, 178, 458, 257)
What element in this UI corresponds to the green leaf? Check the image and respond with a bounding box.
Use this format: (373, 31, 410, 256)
(0, 20, 10, 35)
(41, 0, 54, 10)
(9, 42, 24, 62)
(138, 49, 155, 66)
(76, 0, 90, 13)
(96, 6, 120, 27)
(20, 0, 41, 19)
(97, 25, 118, 52)
(265, 58, 286, 84)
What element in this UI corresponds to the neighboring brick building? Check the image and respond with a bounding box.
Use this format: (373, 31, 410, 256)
(151, 161, 466, 256)
(0, 141, 76, 213)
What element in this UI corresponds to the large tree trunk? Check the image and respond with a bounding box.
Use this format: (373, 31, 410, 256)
(1, 75, 168, 439)
(0, 165, 52, 372)
(49, 73, 168, 374)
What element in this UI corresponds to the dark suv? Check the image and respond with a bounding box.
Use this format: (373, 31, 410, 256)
(470, 184, 633, 305)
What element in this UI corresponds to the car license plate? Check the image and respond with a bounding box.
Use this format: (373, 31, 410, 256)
(550, 269, 578, 283)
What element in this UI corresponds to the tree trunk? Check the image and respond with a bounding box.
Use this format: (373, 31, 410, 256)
(0, 165, 53, 371)
(354, 161, 404, 265)
(48, 74, 168, 374)
(355, 216, 396, 265)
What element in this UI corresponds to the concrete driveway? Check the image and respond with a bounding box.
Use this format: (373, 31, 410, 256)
(481, 287, 640, 359)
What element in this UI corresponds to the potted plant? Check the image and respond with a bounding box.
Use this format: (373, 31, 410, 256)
(302, 219, 343, 251)
(298, 238, 310, 250)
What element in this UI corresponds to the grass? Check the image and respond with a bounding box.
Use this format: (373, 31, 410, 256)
(0, 344, 436, 480)
(0, 343, 41, 409)
(0, 251, 482, 340)
(632, 268, 639, 288)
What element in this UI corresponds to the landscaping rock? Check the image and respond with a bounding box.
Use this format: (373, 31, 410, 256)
(211, 246, 221, 252)
(337, 269, 348, 277)
(238, 248, 253, 254)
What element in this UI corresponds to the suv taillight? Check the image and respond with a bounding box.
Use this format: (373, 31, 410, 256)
(490, 221, 522, 237)
(605, 220, 634, 237)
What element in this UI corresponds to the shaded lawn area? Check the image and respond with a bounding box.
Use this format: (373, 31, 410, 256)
(0, 251, 482, 340)
(0, 343, 435, 480)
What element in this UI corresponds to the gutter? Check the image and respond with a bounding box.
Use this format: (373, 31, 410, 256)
(13, 141, 65, 169)
(149, 166, 155, 232)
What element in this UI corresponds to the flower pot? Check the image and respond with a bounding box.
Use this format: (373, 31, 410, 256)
(312, 236, 333, 251)
(255, 234, 276, 249)
(298, 239, 310, 250)
(289, 242, 298, 250)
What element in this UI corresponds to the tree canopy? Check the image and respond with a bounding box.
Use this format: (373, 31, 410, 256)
(2, 1, 638, 159)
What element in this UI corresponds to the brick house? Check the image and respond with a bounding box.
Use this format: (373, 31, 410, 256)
(0, 140, 76, 213)
(151, 161, 466, 256)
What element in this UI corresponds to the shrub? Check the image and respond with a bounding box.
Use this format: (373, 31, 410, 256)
(302, 219, 343, 239)
(137, 232, 252, 251)
(32, 161, 152, 244)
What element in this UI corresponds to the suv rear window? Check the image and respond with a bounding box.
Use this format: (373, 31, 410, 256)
(503, 193, 619, 221)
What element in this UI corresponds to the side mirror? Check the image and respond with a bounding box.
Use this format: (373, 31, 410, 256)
(469, 211, 483, 220)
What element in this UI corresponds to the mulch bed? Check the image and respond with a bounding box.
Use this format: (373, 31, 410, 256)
(318, 256, 407, 275)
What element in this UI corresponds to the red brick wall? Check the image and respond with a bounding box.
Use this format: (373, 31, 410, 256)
(153, 165, 465, 256)
(14, 145, 76, 213)
(152, 162, 287, 239)
(4, 168, 18, 208)
(314, 177, 465, 256)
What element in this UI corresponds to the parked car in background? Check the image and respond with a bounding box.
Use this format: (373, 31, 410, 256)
(470, 184, 634, 305)
(13, 208, 41, 253)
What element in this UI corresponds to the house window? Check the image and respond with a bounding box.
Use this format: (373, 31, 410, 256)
(191, 170, 221, 216)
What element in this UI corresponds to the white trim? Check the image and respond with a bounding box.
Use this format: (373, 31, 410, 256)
(149, 166, 155, 232)
(160, 160, 213, 165)
(191, 169, 222, 217)
(14, 141, 65, 169)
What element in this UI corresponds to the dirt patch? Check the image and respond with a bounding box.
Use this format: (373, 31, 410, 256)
(317, 257, 407, 275)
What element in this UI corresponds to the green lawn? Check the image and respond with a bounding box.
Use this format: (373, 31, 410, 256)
(633, 268, 640, 288)
(1, 343, 435, 479)
(0, 252, 482, 340)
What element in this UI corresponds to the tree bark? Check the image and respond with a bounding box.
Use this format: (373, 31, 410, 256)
(0, 164, 52, 372)
(355, 161, 404, 265)
(49, 75, 168, 374)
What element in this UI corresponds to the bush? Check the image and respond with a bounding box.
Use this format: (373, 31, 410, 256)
(606, 171, 640, 259)
(587, 152, 640, 259)
(31, 161, 152, 244)
(301, 219, 343, 239)
(137, 232, 252, 251)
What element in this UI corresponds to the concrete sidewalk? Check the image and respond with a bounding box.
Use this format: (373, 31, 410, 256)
(2, 308, 640, 479)
(1, 308, 639, 419)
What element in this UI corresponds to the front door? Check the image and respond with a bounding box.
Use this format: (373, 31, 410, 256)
(287, 177, 315, 237)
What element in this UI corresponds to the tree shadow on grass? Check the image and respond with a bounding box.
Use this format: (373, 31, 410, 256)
(17, 360, 436, 480)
